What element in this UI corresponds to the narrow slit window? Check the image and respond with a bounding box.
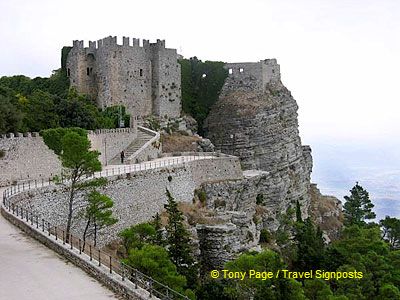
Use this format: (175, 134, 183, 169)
(87, 68, 90, 76)
(139, 69, 143, 76)
(67, 68, 71, 77)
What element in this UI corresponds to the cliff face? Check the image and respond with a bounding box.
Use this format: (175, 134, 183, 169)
(195, 61, 342, 268)
(204, 76, 312, 219)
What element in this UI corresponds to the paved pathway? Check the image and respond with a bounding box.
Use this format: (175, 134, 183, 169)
(0, 154, 218, 299)
(0, 189, 120, 300)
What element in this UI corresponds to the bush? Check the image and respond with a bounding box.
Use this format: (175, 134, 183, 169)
(259, 229, 272, 243)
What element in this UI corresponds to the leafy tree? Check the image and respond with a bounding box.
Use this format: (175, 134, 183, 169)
(303, 279, 334, 300)
(82, 190, 118, 249)
(164, 189, 197, 288)
(21, 90, 59, 131)
(377, 284, 400, 300)
(50, 129, 102, 242)
(41, 127, 86, 155)
(0, 93, 23, 134)
(380, 216, 400, 250)
(293, 217, 325, 271)
(223, 250, 306, 300)
(119, 223, 156, 253)
(343, 183, 376, 226)
(123, 244, 188, 293)
(152, 212, 164, 246)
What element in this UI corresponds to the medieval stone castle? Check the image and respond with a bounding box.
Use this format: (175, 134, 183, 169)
(66, 36, 283, 120)
(66, 36, 181, 119)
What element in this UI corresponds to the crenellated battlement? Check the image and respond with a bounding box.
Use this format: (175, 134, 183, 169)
(70, 36, 169, 51)
(0, 132, 40, 139)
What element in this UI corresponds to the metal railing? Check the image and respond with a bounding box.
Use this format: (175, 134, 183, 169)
(2, 184, 190, 300)
(0, 153, 234, 299)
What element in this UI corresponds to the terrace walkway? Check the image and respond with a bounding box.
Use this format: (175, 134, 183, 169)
(0, 188, 120, 300)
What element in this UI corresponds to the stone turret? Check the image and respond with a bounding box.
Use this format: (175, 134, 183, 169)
(66, 36, 182, 119)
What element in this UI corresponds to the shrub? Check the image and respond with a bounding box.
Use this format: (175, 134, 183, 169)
(259, 229, 272, 243)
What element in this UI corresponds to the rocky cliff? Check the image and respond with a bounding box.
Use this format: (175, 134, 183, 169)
(195, 60, 341, 268)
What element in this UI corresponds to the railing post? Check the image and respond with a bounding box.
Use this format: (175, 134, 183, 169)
(121, 262, 125, 281)
(109, 256, 112, 274)
(42, 219, 45, 231)
(79, 239, 81, 254)
(26, 210, 28, 222)
(20, 207, 23, 219)
(55, 226, 58, 240)
(48, 222, 51, 236)
(98, 250, 101, 266)
(36, 216, 38, 228)
(70, 234, 73, 249)
(62, 230, 65, 245)
(135, 270, 138, 289)
(89, 245, 92, 261)
(30, 213, 33, 225)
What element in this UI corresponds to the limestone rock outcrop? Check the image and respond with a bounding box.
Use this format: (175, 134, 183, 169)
(204, 76, 312, 220)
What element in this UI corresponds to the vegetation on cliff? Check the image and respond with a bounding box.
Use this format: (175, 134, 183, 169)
(179, 57, 228, 133)
(117, 184, 399, 299)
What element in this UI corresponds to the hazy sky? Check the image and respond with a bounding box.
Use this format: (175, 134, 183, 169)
(1, 0, 399, 145)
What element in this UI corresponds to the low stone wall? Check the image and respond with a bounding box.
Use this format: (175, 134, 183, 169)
(88, 128, 138, 165)
(0, 205, 152, 300)
(10, 156, 243, 247)
(0, 134, 61, 187)
(0, 128, 138, 187)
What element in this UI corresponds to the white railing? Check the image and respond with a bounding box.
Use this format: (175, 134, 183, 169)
(126, 126, 160, 164)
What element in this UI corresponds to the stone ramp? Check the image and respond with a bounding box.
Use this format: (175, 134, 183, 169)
(108, 128, 154, 165)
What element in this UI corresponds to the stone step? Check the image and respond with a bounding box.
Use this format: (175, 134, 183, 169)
(108, 130, 154, 165)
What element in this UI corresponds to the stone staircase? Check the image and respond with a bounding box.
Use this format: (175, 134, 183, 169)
(108, 128, 155, 165)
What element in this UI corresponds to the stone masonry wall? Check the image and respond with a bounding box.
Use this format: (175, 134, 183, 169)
(67, 36, 181, 119)
(0, 129, 140, 186)
(11, 157, 242, 247)
(88, 128, 138, 165)
(0, 133, 61, 187)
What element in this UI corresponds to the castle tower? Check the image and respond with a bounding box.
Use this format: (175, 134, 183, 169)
(66, 36, 182, 120)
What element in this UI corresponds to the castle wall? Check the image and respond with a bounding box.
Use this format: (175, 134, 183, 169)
(150, 41, 182, 118)
(222, 59, 281, 95)
(0, 133, 62, 187)
(66, 36, 181, 119)
(0, 129, 139, 186)
(88, 128, 138, 165)
(11, 156, 243, 246)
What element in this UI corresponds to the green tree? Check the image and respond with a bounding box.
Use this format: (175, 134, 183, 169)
(119, 223, 156, 253)
(164, 189, 197, 288)
(303, 279, 334, 300)
(293, 218, 325, 271)
(0, 93, 23, 134)
(52, 129, 102, 242)
(82, 190, 118, 249)
(152, 212, 164, 246)
(380, 216, 400, 250)
(21, 90, 59, 131)
(123, 244, 188, 293)
(343, 183, 376, 226)
(223, 250, 306, 300)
